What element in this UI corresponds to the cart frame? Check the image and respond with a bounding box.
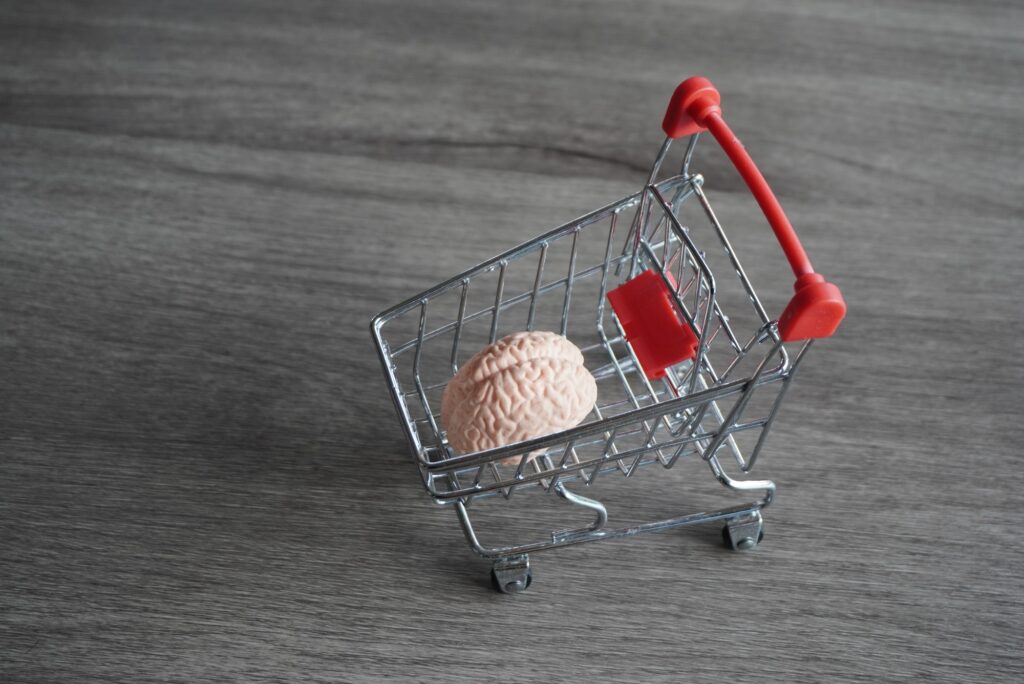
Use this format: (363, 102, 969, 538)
(370, 77, 845, 592)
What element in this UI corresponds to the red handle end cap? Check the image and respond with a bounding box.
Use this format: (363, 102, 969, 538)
(779, 275, 846, 342)
(662, 76, 722, 139)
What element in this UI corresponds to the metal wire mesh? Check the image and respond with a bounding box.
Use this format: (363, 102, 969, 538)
(372, 160, 808, 506)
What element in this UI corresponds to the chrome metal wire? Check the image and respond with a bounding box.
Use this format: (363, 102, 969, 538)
(370, 132, 809, 558)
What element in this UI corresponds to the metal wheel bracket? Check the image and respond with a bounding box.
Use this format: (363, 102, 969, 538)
(723, 511, 763, 551)
(491, 554, 532, 594)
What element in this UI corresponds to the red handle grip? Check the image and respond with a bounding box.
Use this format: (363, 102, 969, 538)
(662, 77, 846, 342)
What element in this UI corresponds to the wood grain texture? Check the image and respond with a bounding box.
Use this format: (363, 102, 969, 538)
(2, 1, 1022, 681)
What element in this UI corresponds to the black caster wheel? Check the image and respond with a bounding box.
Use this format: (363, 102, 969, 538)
(490, 567, 533, 594)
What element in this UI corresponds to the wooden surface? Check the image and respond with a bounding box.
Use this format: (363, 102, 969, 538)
(2, 1, 1022, 681)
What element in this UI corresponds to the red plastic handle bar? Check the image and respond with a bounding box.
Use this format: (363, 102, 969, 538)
(662, 77, 846, 342)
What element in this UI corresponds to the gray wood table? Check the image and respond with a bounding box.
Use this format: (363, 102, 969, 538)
(2, 1, 1022, 681)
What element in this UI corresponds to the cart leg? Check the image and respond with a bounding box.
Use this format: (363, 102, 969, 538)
(722, 511, 764, 551)
(550, 482, 608, 543)
(491, 554, 532, 594)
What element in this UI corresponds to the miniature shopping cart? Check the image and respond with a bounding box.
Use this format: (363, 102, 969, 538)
(371, 77, 846, 593)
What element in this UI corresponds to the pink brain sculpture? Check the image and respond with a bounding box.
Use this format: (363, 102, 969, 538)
(441, 331, 598, 459)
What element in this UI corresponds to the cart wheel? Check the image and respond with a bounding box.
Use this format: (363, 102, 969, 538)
(490, 554, 532, 594)
(491, 567, 533, 594)
(722, 514, 764, 551)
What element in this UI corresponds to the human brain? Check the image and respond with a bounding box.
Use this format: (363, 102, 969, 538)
(441, 331, 598, 458)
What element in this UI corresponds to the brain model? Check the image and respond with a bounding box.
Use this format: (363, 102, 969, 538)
(441, 331, 598, 460)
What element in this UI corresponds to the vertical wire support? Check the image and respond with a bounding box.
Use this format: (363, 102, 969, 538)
(560, 229, 580, 337)
(527, 243, 548, 331)
(489, 261, 507, 344)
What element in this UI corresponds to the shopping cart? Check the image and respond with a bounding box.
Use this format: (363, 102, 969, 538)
(370, 77, 846, 593)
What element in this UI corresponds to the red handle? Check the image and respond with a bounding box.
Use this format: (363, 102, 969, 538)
(662, 77, 846, 342)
